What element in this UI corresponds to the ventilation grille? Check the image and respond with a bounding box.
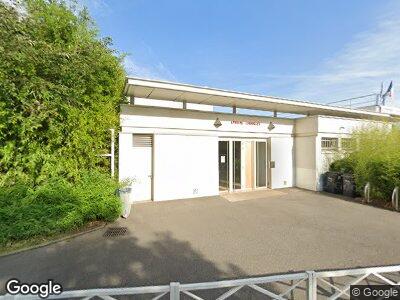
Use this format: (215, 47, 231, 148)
(103, 227, 128, 237)
(132, 135, 152, 147)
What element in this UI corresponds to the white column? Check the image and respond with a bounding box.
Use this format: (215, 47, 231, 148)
(110, 129, 115, 178)
(229, 140, 233, 192)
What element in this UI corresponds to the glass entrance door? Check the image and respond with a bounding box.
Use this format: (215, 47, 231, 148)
(219, 139, 268, 192)
(218, 141, 229, 191)
(256, 142, 267, 187)
(233, 141, 241, 190)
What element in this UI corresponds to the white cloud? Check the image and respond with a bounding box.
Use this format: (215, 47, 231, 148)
(1, 0, 27, 16)
(73, 0, 110, 16)
(288, 1, 400, 104)
(123, 56, 176, 81)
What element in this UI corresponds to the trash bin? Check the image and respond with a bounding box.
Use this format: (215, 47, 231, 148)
(118, 187, 132, 218)
(320, 173, 328, 192)
(325, 172, 343, 194)
(342, 174, 356, 198)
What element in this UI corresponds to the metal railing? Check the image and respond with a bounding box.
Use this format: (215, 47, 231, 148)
(326, 93, 378, 110)
(1, 264, 400, 299)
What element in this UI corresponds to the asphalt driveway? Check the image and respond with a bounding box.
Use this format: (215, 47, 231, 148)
(1, 188, 400, 293)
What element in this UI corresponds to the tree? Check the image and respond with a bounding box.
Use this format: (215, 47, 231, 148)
(0, 0, 125, 184)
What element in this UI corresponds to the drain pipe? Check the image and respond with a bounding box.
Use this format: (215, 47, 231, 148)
(364, 182, 371, 203)
(392, 187, 399, 211)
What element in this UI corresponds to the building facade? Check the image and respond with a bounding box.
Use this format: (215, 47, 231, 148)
(119, 77, 397, 202)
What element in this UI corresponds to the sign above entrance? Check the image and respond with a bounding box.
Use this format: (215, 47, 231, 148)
(231, 120, 261, 126)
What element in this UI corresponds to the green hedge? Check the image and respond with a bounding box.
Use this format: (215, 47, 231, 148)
(330, 126, 400, 201)
(0, 171, 121, 247)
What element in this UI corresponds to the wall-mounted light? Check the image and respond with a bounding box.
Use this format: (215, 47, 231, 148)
(214, 118, 222, 128)
(268, 121, 275, 131)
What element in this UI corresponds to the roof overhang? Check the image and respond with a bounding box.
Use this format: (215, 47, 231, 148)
(125, 77, 395, 121)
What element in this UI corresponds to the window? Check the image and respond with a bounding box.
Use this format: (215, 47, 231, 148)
(341, 138, 354, 150)
(321, 137, 338, 150)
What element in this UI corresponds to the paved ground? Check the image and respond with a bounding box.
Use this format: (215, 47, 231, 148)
(1, 188, 400, 294)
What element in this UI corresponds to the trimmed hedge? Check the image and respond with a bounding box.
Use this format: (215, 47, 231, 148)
(0, 171, 121, 247)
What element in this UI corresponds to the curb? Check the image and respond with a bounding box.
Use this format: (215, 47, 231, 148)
(0, 223, 107, 258)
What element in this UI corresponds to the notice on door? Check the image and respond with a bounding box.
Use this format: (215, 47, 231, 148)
(220, 155, 226, 163)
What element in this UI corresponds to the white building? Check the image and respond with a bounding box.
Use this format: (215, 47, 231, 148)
(119, 77, 398, 202)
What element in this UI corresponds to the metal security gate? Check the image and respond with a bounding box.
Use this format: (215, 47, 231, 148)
(1, 264, 399, 299)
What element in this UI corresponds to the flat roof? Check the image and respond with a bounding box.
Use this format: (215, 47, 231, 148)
(125, 77, 395, 120)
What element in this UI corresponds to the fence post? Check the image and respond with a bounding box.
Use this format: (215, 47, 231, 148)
(306, 271, 317, 300)
(170, 282, 180, 300)
(392, 187, 399, 211)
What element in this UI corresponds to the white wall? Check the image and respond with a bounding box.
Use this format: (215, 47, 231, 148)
(153, 134, 219, 201)
(119, 132, 134, 184)
(119, 132, 143, 202)
(270, 137, 294, 189)
(119, 105, 296, 201)
(294, 117, 318, 190)
(294, 136, 317, 190)
(294, 116, 318, 135)
(317, 115, 384, 134)
(120, 105, 294, 137)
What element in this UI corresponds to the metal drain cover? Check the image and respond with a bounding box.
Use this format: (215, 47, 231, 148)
(103, 227, 128, 237)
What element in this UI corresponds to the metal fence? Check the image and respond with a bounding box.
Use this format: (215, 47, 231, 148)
(1, 264, 399, 299)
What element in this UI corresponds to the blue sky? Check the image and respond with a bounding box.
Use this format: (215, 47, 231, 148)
(82, 0, 400, 104)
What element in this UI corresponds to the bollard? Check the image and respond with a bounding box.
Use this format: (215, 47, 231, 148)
(392, 187, 399, 211)
(364, 182, 371, 203)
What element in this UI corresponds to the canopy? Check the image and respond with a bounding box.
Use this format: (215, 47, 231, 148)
(125, 77, 394, 120)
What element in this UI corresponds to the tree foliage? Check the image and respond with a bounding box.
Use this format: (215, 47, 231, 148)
(0, 0, 125, 184)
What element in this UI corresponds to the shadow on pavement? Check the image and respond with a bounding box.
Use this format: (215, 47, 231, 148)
(0, 229, 247, 297)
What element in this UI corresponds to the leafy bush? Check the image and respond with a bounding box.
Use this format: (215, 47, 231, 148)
(0, 171, 121, 247)
(330, 158, 354, 174)
(330, 125, 400, 201)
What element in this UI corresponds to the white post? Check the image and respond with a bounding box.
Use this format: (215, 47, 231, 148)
(110, 129, 115, 178)
(229, 141, 234, 192)
(306, 271, 317, 300)
(364, 182, 371, 203)
(170, 282, 180, 300)
(392, 186, 399, 211)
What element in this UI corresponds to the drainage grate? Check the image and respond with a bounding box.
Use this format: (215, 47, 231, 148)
(103, 227, 128, 237)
